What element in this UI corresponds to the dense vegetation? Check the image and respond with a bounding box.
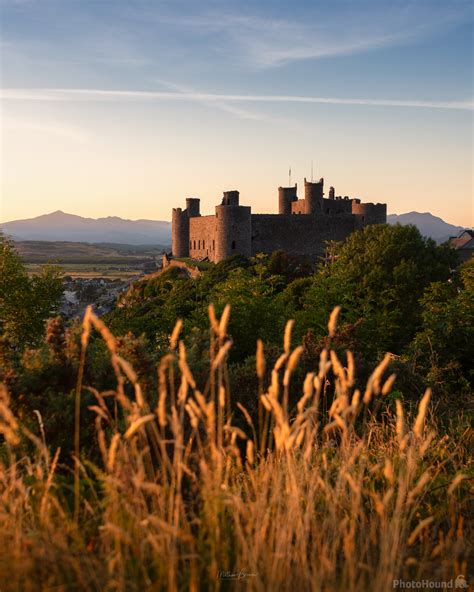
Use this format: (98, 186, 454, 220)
(0, 225, 472, 590)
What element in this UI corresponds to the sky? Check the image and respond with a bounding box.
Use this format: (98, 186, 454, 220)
(0, 0, 473, 226)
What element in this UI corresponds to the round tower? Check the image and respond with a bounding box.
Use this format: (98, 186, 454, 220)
(186, 198, 200, 217)
(172, 208, 190, 258)
(215, 204, 251, 261)
(278, 185, 297, 215)
(304, 177, 324, 214)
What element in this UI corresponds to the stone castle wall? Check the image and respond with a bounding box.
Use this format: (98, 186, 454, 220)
(189, 215, 217, 260)
(251, 214, 356, 258)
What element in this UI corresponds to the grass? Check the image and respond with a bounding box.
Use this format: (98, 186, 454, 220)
(0, 306, 472, 591)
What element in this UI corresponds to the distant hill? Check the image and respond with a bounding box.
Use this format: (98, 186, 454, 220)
(1, 211, 172, 245)
(387, 212, 465, 243)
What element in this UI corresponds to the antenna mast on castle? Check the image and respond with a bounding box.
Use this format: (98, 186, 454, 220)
(289, 166, 292, 187)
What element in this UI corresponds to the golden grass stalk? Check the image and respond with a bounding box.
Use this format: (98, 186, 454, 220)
(0, 307, 470, 592)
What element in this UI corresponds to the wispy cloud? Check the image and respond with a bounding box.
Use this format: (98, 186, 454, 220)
(1, 87, 472, 111)
(147, 2, 473, 68)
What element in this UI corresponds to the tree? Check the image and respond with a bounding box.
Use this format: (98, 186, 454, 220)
(293, 224, 457, 358)
(0, 234, 63, 348)
(409, 259, 474, 395)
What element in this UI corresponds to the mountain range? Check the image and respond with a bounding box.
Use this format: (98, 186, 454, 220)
(1, 211, 172, 245)
(0, 210, 467, 246)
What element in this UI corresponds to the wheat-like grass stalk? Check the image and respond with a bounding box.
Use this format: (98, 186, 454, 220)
(0, 307, 470, 591)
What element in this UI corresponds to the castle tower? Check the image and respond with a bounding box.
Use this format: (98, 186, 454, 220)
(328, 186, 335, 200)
(172, 207, 190, 258)
(304, 178, 324, 214)
(278, 184, 297, 215)
(186, 197, 200, 217)
(221, 190, 240, 206)
(215, 191, 251, 261)
(351, 201, 387, 226)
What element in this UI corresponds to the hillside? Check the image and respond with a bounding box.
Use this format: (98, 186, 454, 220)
(1, 211, 172, 245)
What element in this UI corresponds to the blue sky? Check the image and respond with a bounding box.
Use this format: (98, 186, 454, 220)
(1, 0, 473, 225)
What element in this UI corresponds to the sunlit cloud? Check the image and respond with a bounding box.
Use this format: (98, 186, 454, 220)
(1, 88, 472, 111)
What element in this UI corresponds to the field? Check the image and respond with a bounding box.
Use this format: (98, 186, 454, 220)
(25, 262, 147, 279)
(15, 240, 169, 278)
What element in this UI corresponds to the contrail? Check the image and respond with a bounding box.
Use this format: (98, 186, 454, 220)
(1, 88, 472, 111)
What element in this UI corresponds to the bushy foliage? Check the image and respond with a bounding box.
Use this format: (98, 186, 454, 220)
(0, 234, 63, 348)
(292, 224, 457, 356)
(410, 259, 474, 396)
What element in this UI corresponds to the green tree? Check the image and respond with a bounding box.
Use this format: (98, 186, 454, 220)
(191, 266, 287, 361)
(409, 258, 474, 395)
(293, 224, 457, 358)
(0, 234, 63, 348)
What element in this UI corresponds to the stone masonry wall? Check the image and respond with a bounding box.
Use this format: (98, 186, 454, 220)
(189, 216, 217, 260)
(251, 214, 356, 259)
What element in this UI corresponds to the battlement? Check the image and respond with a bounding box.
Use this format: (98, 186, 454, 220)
(171, 177, 387, 262)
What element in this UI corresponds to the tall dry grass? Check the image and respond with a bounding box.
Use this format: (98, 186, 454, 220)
(0, 305, 471, 591)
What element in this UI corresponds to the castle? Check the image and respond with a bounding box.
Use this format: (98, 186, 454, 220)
(172, 178, 386, 263)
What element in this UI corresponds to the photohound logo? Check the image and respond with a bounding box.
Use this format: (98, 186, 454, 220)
(455, 576, 469, 589)
(393, 575, 469, 588)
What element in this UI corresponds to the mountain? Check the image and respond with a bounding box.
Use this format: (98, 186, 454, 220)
(387, 212, 465, 243)
(1, 211, 172, 245)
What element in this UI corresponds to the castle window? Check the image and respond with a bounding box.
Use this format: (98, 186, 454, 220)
(203, 240, 205, 249)
(198, 240, 201, 249)
(213, 239, 215, 250)
(231, 240, 236, 250)
(193, 240, 196, 249)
